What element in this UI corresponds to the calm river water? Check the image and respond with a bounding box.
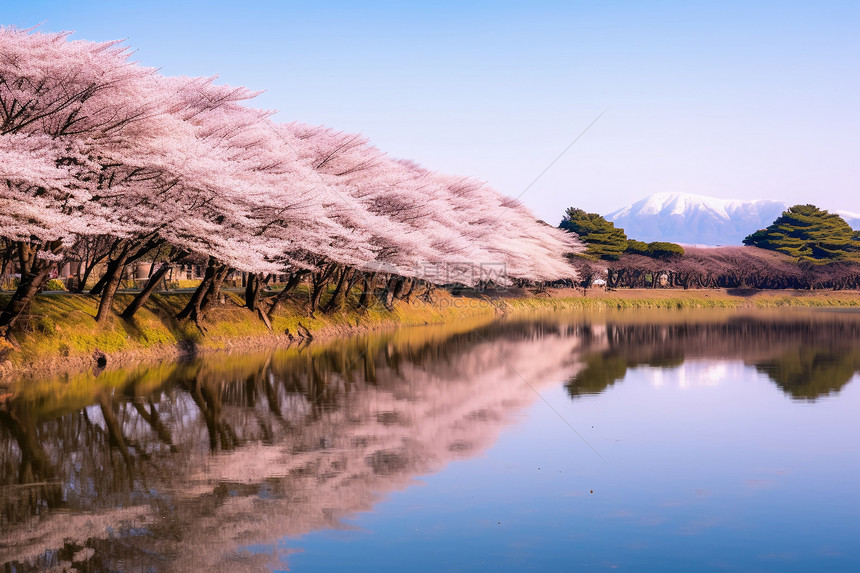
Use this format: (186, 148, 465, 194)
(1, 310, 859, 572)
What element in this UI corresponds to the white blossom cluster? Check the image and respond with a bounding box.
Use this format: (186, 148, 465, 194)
(0, 27, 581, 286)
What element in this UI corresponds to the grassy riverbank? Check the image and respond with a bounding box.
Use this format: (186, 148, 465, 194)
(3, 287, 860, 383)
(507, 287, 860, 311)
(0, 289, 497, 381)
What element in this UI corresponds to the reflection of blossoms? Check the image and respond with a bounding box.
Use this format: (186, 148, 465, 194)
(0, 323, 583, 571)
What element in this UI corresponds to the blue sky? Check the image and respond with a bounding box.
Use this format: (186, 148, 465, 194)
(5, 1, 860, 222)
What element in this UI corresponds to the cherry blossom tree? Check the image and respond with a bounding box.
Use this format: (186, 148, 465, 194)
(0, 27, 166, 333)
(0, 28, 584, 336)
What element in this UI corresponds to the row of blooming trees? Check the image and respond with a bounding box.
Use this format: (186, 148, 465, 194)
(561, 203, 860, 291)
(569, 247, 860, 290)
(0, 28, 581, 335)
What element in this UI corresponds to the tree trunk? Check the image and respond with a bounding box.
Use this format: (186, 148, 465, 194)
(244, 273, 272, 312)
(0, 240, 62, 337)
(88, 240, 128, 297)
(198, 264, 231, 315)
(0, 242, 13, 289)
(0, 264, 52, 336)
(245, 273, 262, 312)
(400, 278, 415, 302)
(95, 249, 132, 323)
(73, 242, 111, 293)
(75, 261, 92, 293)
(380, 275, 399, 310)
(607, 269, 619, 289)
(120, 263, 171, 320)
(392, 277, 406, 299)
(419, 281, 436, 302)
(308, 263, 336, 316)
(322, 267, 353, 313)
(357, 272, 377, 311)
(90, 236, 161, 296)
(344, 268, 361, 298)
(177, 259, 231, 331)
(177, 258, 216, 322)
(309, 281, 325, 315)
(264, 271, 307, 318)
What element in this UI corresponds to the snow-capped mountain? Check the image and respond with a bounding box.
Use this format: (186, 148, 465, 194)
(606, 193, 788, 246)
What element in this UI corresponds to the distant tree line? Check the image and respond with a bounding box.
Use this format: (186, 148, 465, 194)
(561, 204, 860, 290)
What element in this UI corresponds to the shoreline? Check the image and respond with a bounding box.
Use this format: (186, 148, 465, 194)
(0, 289, 498, 385)
(3, 288, 860, 386)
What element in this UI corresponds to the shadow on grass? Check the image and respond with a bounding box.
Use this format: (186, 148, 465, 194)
(726, 288, 761, 297)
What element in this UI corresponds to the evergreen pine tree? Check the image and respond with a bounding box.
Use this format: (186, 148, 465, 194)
(744, 204, 859, 261)
(560, 208, 628, 260)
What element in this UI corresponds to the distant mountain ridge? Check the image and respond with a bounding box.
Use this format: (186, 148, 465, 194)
(606, 193, 859, 246)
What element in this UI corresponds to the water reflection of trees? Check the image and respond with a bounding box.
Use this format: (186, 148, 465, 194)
(0, 319, 580, 572)
(755, 347, 860, 399)
(4, 314, 858, 570)
(565, 316, 860, 400)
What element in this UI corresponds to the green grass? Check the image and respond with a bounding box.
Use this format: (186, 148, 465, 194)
(4, 287, 860, 375)
(502, 296, 740, 313)
(504, 293, 860, 314)
(749, 295, 860, 308)
(0, 287, 497, 372)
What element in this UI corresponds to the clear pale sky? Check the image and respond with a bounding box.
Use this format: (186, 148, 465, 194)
(5, 1, 860, 223)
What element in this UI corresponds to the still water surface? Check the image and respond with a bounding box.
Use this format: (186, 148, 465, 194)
(1, 310, 859, 572)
